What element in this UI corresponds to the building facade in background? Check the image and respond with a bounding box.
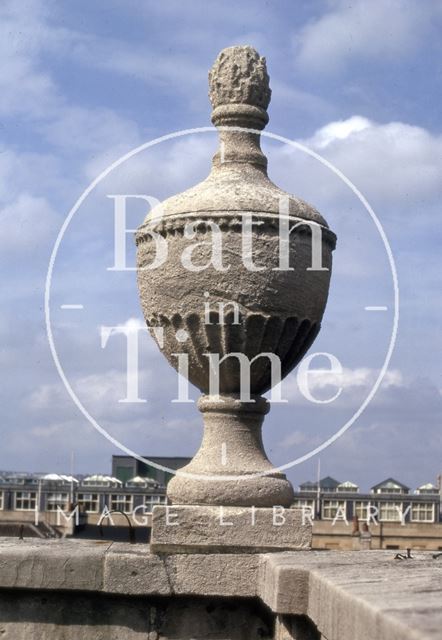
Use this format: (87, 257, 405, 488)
(0, 463, 441, 549)
(294, 476, 441, 524)
(294, 476, 442, 551)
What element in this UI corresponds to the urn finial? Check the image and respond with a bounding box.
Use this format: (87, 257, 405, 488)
(209, 46, 271, 130)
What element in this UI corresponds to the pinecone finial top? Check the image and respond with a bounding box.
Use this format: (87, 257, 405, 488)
(208, 46, 271, 112)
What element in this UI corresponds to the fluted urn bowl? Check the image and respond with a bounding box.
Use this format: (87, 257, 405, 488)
(136, 46, 336, 507)
(137, 208, 334, 395)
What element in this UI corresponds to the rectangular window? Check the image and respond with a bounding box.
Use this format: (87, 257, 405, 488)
(144, 494, 166, 513)
(354, 501, 373, 521)
(77, 493, 99, 513)
(378, 487, 402, 494)
(83, 480, 109, 487)
(110, 494, 133, 513)
(0, 491, 3, 510)
(379, 502, 403, 522)
(46, 493, 69, 512)
(15, 491, 37, 511)
(293, 499, 315, 518)
(321, 500, 346, 520)
(411, 503, 435, 523)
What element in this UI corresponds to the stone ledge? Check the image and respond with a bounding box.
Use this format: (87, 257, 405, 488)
(0, 540, 440, 639)
(0, 538, 112, 592)
(0, 538, 260, 599)
(260, 550, 442, 640)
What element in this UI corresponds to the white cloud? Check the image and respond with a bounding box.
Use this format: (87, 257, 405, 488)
(320, 376, 442, 489)
(86, 133, 216, 196)
(28, 368, 149, 418)
(0, 54, 58, 119)
(86, 42, 203, 90)
(313, 117, 442, 204)
(283, 366, 404, 408)
(0, 0, 203, 102)
(0, 193, 59, 251)
(41, 107, 142, 156)
(0, 0, 62, 119)
(273, 115, 442, 209)
(269, 79, 334, 120)
(0, 148, 78, 207)
(303, 367, 403, 392)
(294, 0, 439, 73)
(0, 0, 143, 166)
(103, 317, 146, 336)
(24, 363, 200, 468)
(308, 116, 372, 148)
(279, 430, 322, 449)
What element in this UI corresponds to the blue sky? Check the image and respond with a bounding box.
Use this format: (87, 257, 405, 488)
(1, 0, 441, 492)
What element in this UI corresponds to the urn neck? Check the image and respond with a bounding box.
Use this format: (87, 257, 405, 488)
(212, 126, 268, 171)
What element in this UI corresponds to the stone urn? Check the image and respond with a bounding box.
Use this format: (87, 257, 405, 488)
(136, 46, 336, 509)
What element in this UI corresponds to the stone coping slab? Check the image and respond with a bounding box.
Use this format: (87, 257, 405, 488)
(0, 539, 440, 639)
(0, 538, 259, 598)
(260, 550, 442, 640)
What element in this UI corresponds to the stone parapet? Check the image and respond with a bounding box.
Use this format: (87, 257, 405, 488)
(0, 539, 440, 639)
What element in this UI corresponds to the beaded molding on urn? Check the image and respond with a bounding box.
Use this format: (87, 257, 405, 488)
(135, 215, 337, 249)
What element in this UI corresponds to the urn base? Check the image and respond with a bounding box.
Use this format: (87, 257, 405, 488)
(166, 394, 295, 508)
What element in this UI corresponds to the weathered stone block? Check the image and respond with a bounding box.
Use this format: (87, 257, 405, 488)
(259, 553, 310, 614)
(103, 544, 260, 598)
(0, 539, 109, 592)
(150, 505, 312, 553)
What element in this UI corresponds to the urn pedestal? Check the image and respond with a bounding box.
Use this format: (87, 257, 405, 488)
(136, 46, 336, 552)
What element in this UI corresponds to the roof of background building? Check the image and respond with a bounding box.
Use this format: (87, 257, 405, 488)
(83, 475, 122, 484)
(126, 476, 159, 485)
(320, 476, 341, 488)
(414, 482, 440, 494)
(299, 481, 318, 489)
(41, 474, 79, 483)
(371, 477, 410, 491)
(337, 480, 359, 489)
(299, 477, 342, 491)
